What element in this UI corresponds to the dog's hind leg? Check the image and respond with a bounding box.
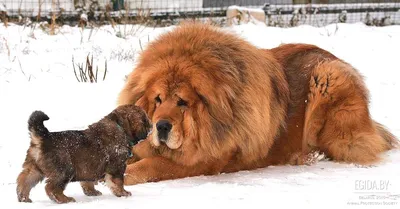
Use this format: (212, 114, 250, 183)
(80, 181, 102, 196)
(303, 60, 391, 165)
(16, 159, 44, 203)
(45, 177, 75, 204)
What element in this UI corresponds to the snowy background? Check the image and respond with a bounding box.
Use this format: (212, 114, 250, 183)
(1, 21, 400, 208)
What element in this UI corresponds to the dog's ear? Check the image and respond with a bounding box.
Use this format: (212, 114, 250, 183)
(195, 86, 234, 126)
(118, 67, 148, 107)
(135, 94, 149, 115)
(190, 65, 240, 126)
(107, 110, 134, 138)
(118, 82, 145, 106)
(107, 111, 122, 126)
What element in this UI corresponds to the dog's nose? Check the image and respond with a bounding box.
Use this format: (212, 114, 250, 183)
(156, 120, 172, 137)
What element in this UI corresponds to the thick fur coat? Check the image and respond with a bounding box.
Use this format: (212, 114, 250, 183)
(16, 104, 151, 203)
(118, 23, 398, 185)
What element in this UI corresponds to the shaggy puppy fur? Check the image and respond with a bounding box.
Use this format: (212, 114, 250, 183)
(16, 104, 152, 204)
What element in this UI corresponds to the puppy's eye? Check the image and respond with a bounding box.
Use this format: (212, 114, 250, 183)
(177, 98, 188, 107)
(155, 95, 161, 104)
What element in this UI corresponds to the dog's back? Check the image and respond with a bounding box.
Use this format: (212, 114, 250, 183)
(28, 111, 104, 176)
(26, 111, 96, 172)
(28, 111, 91, 152)
(29, 113, 117, 182)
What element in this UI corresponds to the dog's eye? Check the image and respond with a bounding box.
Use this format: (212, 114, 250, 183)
(155, 95, 161, 104)
(177, 98, 188, 107)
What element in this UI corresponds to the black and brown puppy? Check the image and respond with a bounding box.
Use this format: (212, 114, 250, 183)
(16, 104, 152, 204)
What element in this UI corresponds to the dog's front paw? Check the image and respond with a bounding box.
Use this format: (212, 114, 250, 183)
(52, 196, 76, 204)
(83, 189, 102, 196)
(123, 163, 149, 185)
(80, 181, 102, 196)
(115, 190, 132, 197)
(123, 173, 148, 186)
(18, 196, 32, 203)
(304, 151, 327, 166)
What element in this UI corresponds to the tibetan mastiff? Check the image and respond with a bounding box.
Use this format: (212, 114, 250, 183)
(118, 23, 398, 185)
(16, 104, 152, 203)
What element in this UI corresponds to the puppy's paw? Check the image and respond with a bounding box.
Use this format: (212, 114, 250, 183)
(114, 190, 132, 197)
(80, 181, 102, 196)
(121, 190, 132, 197)
(66, 197, 76, 203)
(18, 196, 32, 203)
(53, 196, 76, 204)
(83, 189, 102, 196)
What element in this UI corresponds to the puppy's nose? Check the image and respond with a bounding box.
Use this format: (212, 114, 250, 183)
(156, 120, 172, 136)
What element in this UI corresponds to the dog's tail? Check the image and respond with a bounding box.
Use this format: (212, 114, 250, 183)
(374, 121, 399, 150)
(28, 111, 50, 143)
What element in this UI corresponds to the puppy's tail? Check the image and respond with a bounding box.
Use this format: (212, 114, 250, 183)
(28, 111, 50, 141)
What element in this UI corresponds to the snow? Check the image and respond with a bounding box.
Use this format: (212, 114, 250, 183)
(1, 21, 400, 208)
(227, 5, 265, 14)
(80, 13, 88, 22)
(0, 3, 6, 12)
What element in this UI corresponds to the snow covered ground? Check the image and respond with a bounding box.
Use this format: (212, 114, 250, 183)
(1, 21, 400, 208)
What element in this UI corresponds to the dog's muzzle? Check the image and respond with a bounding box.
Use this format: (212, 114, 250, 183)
(156, 120, 172, 143)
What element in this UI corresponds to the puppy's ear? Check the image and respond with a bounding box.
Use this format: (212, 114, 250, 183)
(107, 111, 124, 129)
(107, 110, 134, 137)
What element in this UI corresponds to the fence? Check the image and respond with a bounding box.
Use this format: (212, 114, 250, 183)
(1, 1, 400, 27)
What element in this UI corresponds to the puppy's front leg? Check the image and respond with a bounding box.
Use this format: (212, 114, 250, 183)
(124, 157, 209, 185)
(105, 167, 131, 197)
(80, 181, 102, 196)
(45, 179, 75, 204)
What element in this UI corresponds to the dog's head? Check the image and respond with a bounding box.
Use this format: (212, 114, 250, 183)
(119, 55, 239, 154)
(130, 68, 238, 157)
(108, 104, 152, 145)
(118, 24, 246, 160)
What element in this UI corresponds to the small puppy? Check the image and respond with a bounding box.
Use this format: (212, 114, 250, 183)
(16, 104, 152, 204)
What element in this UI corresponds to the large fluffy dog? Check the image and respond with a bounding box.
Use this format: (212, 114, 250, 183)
(118, 23, 398, 185)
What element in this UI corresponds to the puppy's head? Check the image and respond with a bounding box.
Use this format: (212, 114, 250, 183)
(108, 104, 152, 145)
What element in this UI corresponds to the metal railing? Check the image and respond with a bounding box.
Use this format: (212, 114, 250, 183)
(1, 1, 399, 27)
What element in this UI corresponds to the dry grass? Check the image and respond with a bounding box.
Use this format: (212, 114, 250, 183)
(1, 11, 8, 27)
(50, 13, 57, 35)
(17, 57, 32, 81)
(72, 54, 107, 83)
(2, 37, 11, 60)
